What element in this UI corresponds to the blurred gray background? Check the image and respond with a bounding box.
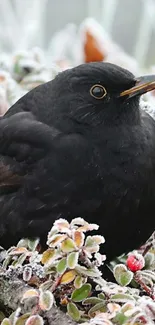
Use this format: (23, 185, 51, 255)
(1, 0, 155, 67)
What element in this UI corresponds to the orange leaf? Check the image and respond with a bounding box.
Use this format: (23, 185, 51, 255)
(73, 231, 84, 248)
(84, 30, 105, 63)
(60, 270, 76, 284)
(8, 247, 29, 256)
(41, 248, 55, 265)
(47, 234, 67, 247)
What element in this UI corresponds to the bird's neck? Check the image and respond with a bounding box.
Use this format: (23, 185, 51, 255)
(101, 98, 141, 127)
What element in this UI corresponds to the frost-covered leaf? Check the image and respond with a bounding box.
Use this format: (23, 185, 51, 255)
(47, 234, 67, 247)
(9, 309, 21, 324)
(47, 226, 58, 240)
(56, 257, 67, 274)
(110, 293, 135, 303)
(82, 297, 104, 305)
(60, 270, 76, 284)
(71, 283, 91, 302)
(144, 252, 154, 269)
(108, 302, 121, 312)
(121, 302, 135, 313)
(112, 312, 128, 324)
(17, 253, 27, 265)
(84, 245, 99, 254)
(39, 290, 54, 311)
(8, 247, 29, 256)
(39, 279, 54, 291)
(70, 217, 86, 227)
(0, 311, 5, 322)
(41, 248, 56, 265)
(60, 238, 76, 253)
(17, 239, 29, 248)
(77, 223, 99, 232)
(91, 235, 105, 245)
(142, 269, 155, 281)
(25, 315, 43, 325)
(98, 293, 106, 300)
(1, 319, 11, 325)
(72, 230, 84, 248)
(67, 302, 80, 321)
(29, 252, 42, 264)
(88, 301, 106, 317)
(54, 218, 70, 233)
(23, 266, 32, 282)
(75, 265, 101, 277)
(22, 289, 39, 300)
(12, 258, 20, 267)
(84, 236, 99, 253)
(94, 252, 106, 266)
(28, 238, 40, 251)
(114, 264, 133, 286)
(67, 252, 79, 269)
(85, 236, 96, 247)
(15, 313, 31, 325)
(74, 275, 86, 288)
(2, 255, 12, 269)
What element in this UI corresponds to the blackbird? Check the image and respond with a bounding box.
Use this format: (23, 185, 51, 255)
(0, 62, 155, 262)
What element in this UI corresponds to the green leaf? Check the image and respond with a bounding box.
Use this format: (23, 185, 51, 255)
(113, 312, 128, 325)
(75, 265, 101, 277)
(82, 297, 104, 305)
(98, 293, 105, 300)
(39, 290, 54, 311)
(9, 311, 18, 323)
(61, 238, 76, 253)
(85, 236, 95, 247)
(67, 252, 79, 269)
(40, 279, 54, 291)
(2, 256, 12, 269)
(74, 275, 86, 289)
(15, 313, 31, 325)
(88, 301, 106, 317)
(67, 302, 80, 321)
(110, 293, 135, 303)
(17, 239, 29, 248)
(17, 253, 27, 265)
(56, 257, 67, 274)
(0, 311, 6, 322)
(28, 238, 39, 251)
(114, 264, 133, 286)
(71, 284, 91, 302)
(144, 252, 154, 269)
(1, 319, 11, 325)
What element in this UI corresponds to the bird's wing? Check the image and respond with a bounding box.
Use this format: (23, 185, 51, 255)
(0, 110, 99, 212)
(0, 111, 101, 246)
(0, 111, 61, 193)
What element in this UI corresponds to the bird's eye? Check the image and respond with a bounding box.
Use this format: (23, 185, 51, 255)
(90, 84, 107, 99)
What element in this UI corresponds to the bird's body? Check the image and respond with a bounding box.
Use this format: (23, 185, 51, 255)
(0, 62, 154, 261)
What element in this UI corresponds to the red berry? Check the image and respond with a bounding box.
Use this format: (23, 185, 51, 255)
(126, 253, 145, 272)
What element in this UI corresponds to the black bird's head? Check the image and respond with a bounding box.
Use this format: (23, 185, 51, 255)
(49, 62, 155, 127)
